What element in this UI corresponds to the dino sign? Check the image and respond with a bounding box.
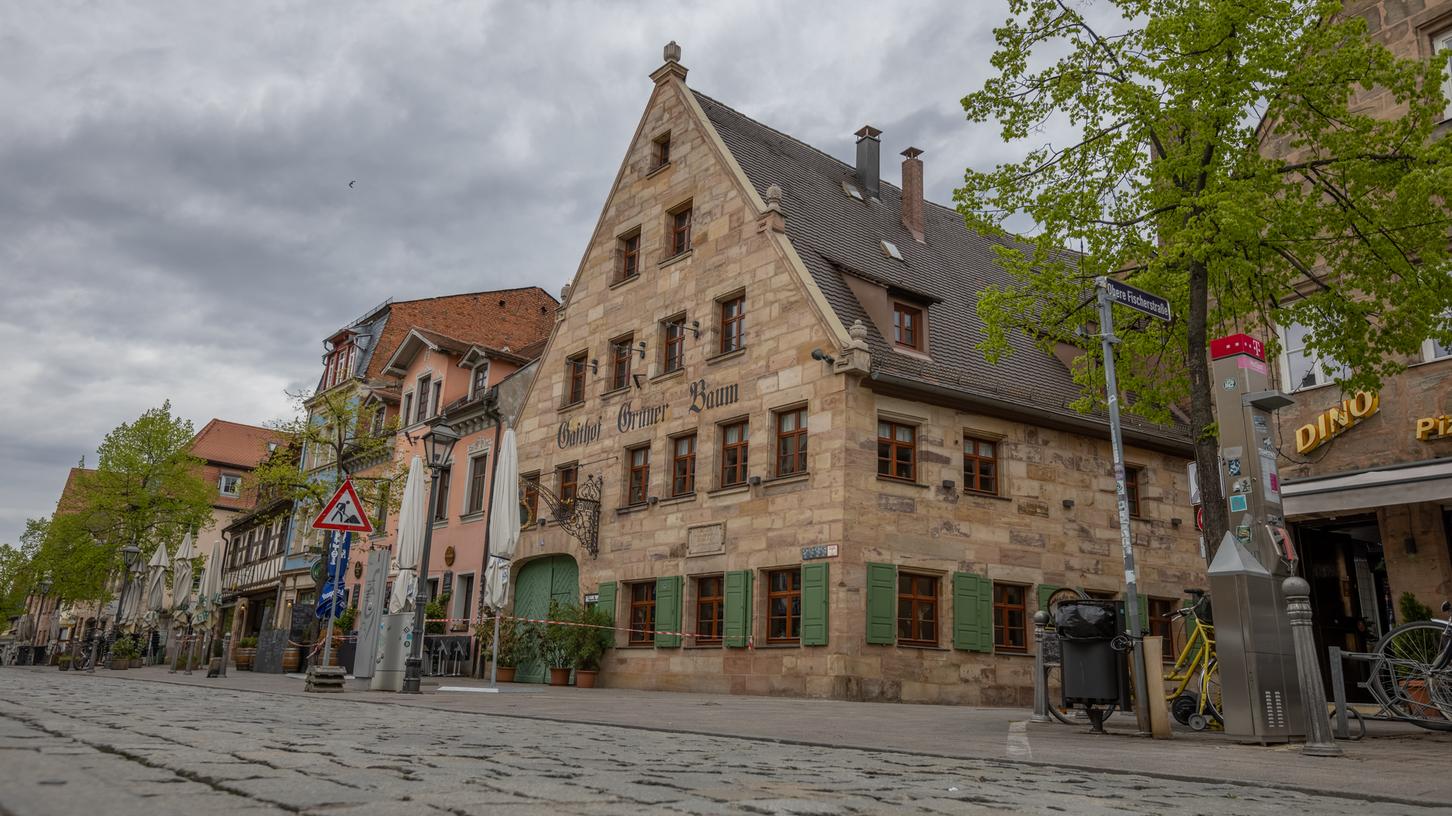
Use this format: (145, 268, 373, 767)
(311, 478, 374, 534)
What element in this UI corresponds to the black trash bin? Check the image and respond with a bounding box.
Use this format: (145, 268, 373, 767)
(1055, 600, 1130, 715)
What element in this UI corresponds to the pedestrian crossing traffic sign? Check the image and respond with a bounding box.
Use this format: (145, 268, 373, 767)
(311, 479, 374, 533)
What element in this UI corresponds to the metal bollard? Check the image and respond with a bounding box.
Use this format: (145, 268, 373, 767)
(1283, 577, 1343, 757)
(1031, 611, 1050, 723)
(219, 632, 230, 678)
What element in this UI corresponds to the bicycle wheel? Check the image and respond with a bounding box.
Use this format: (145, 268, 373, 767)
(1042, 663, 1077, 725)
(1368, 621, 1452, 731)
(1202, 658, 1223, 725)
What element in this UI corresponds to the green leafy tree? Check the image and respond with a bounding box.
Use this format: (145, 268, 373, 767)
(32, 403, 212, 604)
(957, 0, 1452, 548)
(250, 387, 400, 546)
(0, 531, 41, 632)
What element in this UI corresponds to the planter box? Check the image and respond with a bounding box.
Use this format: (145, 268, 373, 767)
(110, 658, 129, 670)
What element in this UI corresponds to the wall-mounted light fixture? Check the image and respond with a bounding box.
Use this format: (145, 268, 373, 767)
(748, 475, 762, 486)
(941, 479, 955, 490)
(647, 496, 659, 506)
(810, 348, 835, 365)
(636, 341, 648, 360)
(1171, 517, 1183, 528)
(1062, 499, 1075, 509)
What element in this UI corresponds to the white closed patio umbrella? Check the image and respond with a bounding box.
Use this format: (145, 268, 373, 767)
(198, 539, 224, 614)
(147, 543, 170, 614)
(482, 426, 519, 610)
(388, 456, 426, 614)
(483, 426, 519, 685)
(170, 533, 196, 613)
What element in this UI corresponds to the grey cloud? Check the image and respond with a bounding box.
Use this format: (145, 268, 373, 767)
(0, 0, 1072, 544)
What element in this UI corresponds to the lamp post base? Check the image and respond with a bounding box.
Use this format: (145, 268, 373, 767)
(401, 656, 422, 694)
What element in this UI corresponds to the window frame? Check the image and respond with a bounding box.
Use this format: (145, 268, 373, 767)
(1125, 465, 1143, 518)
(520, 472, 540, 527)
(892, 302, 924, 351)
(661, 314, 686, 374)
(765, 567, 803, 644)
(470, 361, 490, 400)
(414, 375, 431, 423)
(431, 465, 451, 523)
(774, 405, 809, 477)
(668, 201, 693, 257)
(719, 293, 745, 354)
(1437, 28, 1452, 122)
(465, 453, 489, 515)
(565, 351, 588, 406)
(992, 582, 1030, 653)
(219, 473, 243, 498)
(628, 581, 656, 645)
(1423, 309, 1452, 362)
(618, 229, 641, 283)
(1147, 596, 1181, 663)
(653, 131, 672, 169)
(876, 419, 917, 482)
(626, 444, 651, 506)
(609, 333, 634, 391)
(402, 392, 414, 424)
(962, 435, 1000, 496)
(719, 419, 750, 487)
(671, 433, 697, 497)
(896, 572, 940, 647)
(1277, 322, 1346, 392)
(430, 380, 442, 418)
(557, 462, 578, 506)
(694, 574, 724, 645)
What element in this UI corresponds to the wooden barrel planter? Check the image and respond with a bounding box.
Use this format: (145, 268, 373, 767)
(281, 647, 300, 672)
(235, 648, 255, 670)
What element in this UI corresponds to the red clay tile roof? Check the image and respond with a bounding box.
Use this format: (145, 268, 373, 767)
(365, 287, 558, 380)
(189, 419, 285, 469)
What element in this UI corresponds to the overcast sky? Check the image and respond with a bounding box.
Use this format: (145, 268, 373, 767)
(0, 1, 1072, 545)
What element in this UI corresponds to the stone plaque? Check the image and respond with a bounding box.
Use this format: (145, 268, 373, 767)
(686, 523, 725, 557)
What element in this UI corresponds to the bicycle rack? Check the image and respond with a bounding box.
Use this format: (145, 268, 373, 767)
(1327, 645, 1450, 738)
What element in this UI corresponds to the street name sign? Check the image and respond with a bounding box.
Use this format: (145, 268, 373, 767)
(1104, 278, 1171, 322)
(311, 478, 374, 533)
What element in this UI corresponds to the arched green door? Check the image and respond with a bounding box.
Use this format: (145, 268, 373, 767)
(512, 555, 579, 683)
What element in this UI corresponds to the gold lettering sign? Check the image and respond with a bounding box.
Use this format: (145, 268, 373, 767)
(1415, 414, 1452, 442)
(1294, 391, 1379, 454)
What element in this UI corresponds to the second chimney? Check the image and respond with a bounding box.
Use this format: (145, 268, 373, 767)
(855, 125, 881, 199)
(901, 147, 924, 242)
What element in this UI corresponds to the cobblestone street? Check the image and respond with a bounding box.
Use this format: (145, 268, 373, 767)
(1, 670, 1446, 816)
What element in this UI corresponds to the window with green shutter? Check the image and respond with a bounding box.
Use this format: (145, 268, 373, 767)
(596, 582, 617, 625)
(952, 571, 992, 652)
(654, 576, 683, 647)
(800, 562, 829, 646)
(865, 562, 897, 645)
(723, 569, 753, 647)
(1036, 584, 1060, 613)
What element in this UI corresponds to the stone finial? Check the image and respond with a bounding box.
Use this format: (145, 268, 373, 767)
(849, 319, 869, 344)
(560, 283, 572, 301)
(652, 41, 689, 84)
(664, 41, 682, 63)
(765, 183, 782, 210)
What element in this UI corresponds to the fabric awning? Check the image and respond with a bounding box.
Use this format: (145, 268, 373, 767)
(1282, 459, 1452, 516)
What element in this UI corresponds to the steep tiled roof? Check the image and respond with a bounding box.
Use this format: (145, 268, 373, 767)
(365, 287, 559, 380)
(190, 420, 285, 469)
(693, 91, 1187, 446)
(55, 467, 95, 514)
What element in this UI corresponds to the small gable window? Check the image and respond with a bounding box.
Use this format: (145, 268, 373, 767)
(893, 302, 924, 351)
(653, 132, 671, 169)
(617, 229, 641, 283)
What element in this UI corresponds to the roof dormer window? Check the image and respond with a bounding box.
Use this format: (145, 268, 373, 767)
(471, 360, 490, 399)
(893, 301, 924, 351)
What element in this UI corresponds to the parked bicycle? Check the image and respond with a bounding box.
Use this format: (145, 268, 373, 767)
(1364, 599, 1452, 730)
(1162, 589, 1221, 731)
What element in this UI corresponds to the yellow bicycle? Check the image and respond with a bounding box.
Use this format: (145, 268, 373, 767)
(1163, 589, 1222, 731)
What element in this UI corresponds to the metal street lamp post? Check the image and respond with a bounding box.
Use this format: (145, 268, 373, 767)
(33, 576, 53, 663)
(401, 419, 459, 695)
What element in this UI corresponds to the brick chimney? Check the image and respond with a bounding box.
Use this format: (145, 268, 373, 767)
(900, 147, 924, 242)
(855, 125, 881, 199)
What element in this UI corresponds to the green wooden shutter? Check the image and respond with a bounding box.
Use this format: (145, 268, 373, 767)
(1136, 594, 1149, 635)
(953, 572, 992, 652)
(1036, 584, 1060, 613)
(724, 570, 753, 647)
(596, 582, 617, 625)
(800, 563, 829, 646)
(655, 576, 682, 647)
(865, 562, 897, 645)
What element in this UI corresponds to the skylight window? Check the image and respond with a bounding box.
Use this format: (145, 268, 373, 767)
(881, 240, 904, 261)
(842, 181, 864, 200)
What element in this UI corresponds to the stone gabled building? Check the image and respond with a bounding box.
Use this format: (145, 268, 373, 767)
(509, 45, 1202, 704)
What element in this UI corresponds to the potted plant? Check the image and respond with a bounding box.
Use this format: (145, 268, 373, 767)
(235, 636, 257, 670)
(543, 600, 576, 686)
(425, 594, 450, 635)
(58, 654, 72, 671)
(110, 636, 136, 670)
(570, 603, 614, 688)
(478, 617, 528, 682)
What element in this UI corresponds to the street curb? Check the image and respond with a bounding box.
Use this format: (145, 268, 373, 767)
(60, 670, 1451, 811)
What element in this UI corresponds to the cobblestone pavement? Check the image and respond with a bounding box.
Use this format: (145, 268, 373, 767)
(0, 671, 1444, 816)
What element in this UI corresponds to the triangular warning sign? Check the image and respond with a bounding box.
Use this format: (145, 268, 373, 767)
(311, 478, 374, 533)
